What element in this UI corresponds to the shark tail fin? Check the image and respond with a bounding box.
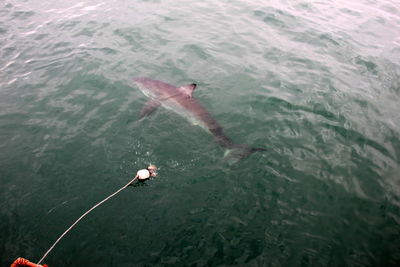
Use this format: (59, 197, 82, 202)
(224, 144, 266, 163)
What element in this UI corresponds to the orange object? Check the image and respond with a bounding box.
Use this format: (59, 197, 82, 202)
(10, 257, 48, 267)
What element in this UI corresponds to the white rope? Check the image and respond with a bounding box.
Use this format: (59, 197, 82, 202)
(37, 175, 138, 265)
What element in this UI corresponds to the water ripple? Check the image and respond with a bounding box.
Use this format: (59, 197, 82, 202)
(1, 0, 400, 266)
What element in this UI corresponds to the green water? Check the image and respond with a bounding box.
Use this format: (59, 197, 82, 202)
(1, 0, 400, 266)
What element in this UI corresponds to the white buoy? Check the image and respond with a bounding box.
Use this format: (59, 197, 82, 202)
(136, 169, 150, 180)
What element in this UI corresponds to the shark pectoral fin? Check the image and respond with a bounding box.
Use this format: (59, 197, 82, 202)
(139, 100, 161, 119)
(179, 83, 197, 97)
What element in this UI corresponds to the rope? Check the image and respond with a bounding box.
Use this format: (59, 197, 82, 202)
(37, 175, 139, 265)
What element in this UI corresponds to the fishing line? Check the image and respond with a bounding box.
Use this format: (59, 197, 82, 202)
(36, 165, 158, 266)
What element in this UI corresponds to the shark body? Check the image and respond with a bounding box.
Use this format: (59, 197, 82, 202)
(133, 77, 265, 158)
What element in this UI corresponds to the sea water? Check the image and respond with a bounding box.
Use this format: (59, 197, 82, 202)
(1, 0, 400, 266)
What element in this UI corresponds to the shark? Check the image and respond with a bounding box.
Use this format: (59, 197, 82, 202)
(133, 77, 265, 159)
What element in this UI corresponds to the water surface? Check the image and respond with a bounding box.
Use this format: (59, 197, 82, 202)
(1, 0, 400, 266)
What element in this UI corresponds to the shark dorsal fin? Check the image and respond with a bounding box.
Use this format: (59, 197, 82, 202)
(179, 83, 197, 97)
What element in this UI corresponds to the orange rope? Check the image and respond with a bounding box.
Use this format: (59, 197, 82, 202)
(11, 257, 48, 267)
